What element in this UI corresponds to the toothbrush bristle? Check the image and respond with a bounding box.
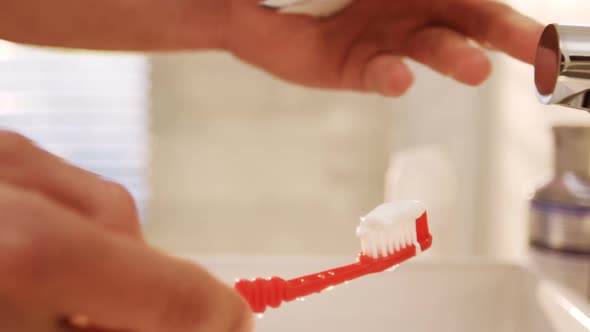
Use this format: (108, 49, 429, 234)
(359, 213, 429, 259)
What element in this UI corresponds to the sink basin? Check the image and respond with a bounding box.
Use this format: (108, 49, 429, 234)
(194, 256, 590, 332)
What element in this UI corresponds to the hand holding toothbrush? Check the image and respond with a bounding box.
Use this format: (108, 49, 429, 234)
(1, 0, 543, 97)
(0, 131, 252, 332)
(0, 130, 430, 329)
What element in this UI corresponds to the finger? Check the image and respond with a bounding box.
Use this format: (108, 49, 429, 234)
(58, 315, 132, 332)
(407, 27, 491, 86)
(437, 0, 543, 64)
(0, 131, 141, 238)
(363, 54, 414, 96)
(0, 183, 252, 332)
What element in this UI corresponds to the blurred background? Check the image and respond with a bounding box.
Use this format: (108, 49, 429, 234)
(1, 0, 589, 260)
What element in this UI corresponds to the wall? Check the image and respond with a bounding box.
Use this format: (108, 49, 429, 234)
(144, 46, 488, 258)
(144, 52, 391, 255)
(387, 62, 489, 256)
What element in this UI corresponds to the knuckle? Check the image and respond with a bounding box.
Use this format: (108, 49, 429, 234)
(0, 131, 34, 161)
(102, 181, 141, 232)
(105, 181, 137, 213)
(108, 181, 136, 205)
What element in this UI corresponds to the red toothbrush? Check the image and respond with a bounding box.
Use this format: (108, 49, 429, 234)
(234, 201, 433, 313)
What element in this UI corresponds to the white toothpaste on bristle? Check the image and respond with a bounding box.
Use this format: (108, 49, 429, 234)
(356, 201, 426, 259)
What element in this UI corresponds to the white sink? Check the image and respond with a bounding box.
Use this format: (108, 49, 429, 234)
(194, 256, 590, 332)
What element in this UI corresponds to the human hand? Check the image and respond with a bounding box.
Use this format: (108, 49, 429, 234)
(224, 0, 543, 96)
(0, 131, 252, 332)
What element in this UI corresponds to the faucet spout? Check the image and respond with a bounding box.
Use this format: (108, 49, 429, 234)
(534, 24, 590, 112)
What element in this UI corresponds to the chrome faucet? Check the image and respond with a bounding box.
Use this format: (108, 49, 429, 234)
(534, 24, 590, 111)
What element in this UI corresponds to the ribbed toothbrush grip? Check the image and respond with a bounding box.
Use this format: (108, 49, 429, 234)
(234, 277, 287, 313)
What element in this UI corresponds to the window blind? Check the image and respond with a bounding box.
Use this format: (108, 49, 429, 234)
(0, 41, 150, 222)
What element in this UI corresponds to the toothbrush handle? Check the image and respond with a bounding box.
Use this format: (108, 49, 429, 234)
(234, 240, 428, 313)
(234, 261, 378, 314)
(283, 246, 420, 298)
(234, 268, 368, 314)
